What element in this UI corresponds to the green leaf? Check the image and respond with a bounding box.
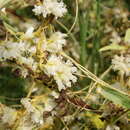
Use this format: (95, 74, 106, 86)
(98, 86, 130, 109)
(99, 43, 126, 52)
(124, 28, 130, 43)
(16, 6, 36, 18)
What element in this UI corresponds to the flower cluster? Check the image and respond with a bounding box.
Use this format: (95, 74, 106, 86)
(19, 96, 56, 129)
(0, 0, 77, 91)
(0, 0, 78, 129)
(0, 27, 77, 91)
(42, 31, 67, 53)
(112, 55, 130, 77)
(33, 0, 67, 18)
(0, 42, 26, 60)
(44, 55, 77, 91)
(1, 105, 17, 126)
(21, 98, 44, 125)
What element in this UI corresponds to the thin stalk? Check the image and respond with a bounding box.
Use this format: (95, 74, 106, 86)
(61, 52, 130, 96)
(68, 0, 78, 34)
(112, 109, 130, 124)
(79, 11, 87, 66)
(92, 0, 101, 74)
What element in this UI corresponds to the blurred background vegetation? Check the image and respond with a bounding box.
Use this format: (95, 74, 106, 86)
(0, 0, 130, 129)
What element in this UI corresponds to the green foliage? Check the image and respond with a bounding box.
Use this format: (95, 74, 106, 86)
(98, 86, 130, 109)
(16, 6, 36, 18)
(0, 67, 26, 105)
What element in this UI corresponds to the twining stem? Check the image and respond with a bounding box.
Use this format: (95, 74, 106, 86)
(55, 20, 78, 44)
(61, 52, 129, 96)
(85, 65, 112, 100)
(27, 81, 35, 98)
(68, 0, 78, 34)
(112, 109, 130, 124)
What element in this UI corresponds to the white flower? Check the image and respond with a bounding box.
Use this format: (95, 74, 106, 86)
(24, 27, 34, 39)
(1, 8, 6, 14)
(110, 31, 121, 43)
(32, 0, 67, 18)
(28, 46, 36, 54)
(17, 117, 36, 130)
(21, 68, 28, 78)
(0, 42, 26, 60)
(19, 57, 38, 71)
(31, 110, 44, 125)
(42, 31, 67, 53)
(88, 94, 100, 104)
(112, 55, 130, 76)
(21, 98, 44, 125)
(51, 91, 59, 99)
(44, 98, 56, 111)
(2, 106, 17, 125)
(17, 113, 36, 130)
(63, 115, 74, 122)
(33, 5, 44, 16)
(0, 40, 37, 70)
(48, 0, 67, 18)
(21, 98, 35, 113)
(44, 55, 77, 91)
(106, 125, 120, 130)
